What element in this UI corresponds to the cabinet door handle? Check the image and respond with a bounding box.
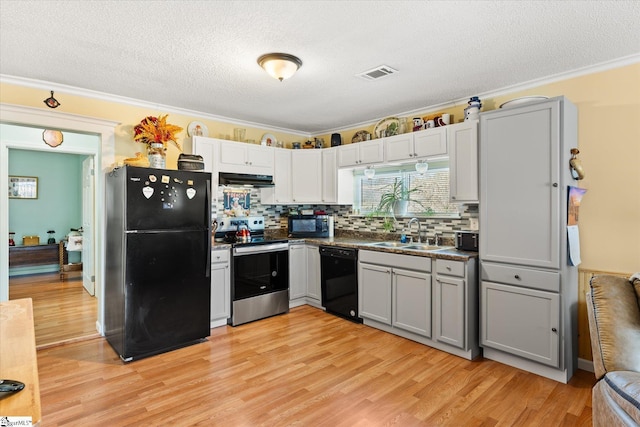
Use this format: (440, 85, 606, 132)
(552, 183, 558, 187)
(514, 274, 521, 279)
(551, 328, 557, 333)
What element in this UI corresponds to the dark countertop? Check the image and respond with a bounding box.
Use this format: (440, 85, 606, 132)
(213, 235, 478, 261)
(299, 237, 478, 261)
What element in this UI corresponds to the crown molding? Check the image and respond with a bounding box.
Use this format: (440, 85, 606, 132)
(316, 53, 640, 135)
(3, 53, 639, 137)
(0, 75, 311, 138)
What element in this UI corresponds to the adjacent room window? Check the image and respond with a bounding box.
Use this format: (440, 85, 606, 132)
(354, 161, 459, 217)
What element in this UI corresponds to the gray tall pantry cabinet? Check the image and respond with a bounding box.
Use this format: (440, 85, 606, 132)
(479, 96, 578, 383)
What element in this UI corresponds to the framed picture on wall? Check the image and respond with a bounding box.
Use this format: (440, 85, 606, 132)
(8, 176, 38, 199)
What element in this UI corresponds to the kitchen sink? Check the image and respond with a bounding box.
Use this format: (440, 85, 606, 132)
(402, 244, 443, 251)
(368, 241, 453, 252)
(369, 241, 410, 248)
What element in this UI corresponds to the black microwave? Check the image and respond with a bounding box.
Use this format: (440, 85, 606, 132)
(288, 215, 329, 237)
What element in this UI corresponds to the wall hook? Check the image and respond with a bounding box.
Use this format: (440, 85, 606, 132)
(569, 148, 585, 180)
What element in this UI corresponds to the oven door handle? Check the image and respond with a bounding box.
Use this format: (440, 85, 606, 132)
(233, 243, 289, 256)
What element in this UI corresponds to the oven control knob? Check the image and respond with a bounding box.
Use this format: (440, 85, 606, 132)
(350, 310, 356, 317)
(272, 271, 277, 277)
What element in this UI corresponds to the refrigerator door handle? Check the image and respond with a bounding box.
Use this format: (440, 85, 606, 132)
(206, 178, 211, 278)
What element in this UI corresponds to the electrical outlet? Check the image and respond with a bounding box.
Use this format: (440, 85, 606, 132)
(469, 218, 479, 231)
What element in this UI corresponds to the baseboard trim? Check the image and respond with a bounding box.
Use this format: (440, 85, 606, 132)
(578, 357, 595, 373)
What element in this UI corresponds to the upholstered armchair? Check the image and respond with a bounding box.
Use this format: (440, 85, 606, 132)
(587, 274, 640, 426)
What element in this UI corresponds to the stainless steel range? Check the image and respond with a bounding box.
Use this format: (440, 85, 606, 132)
(216, 216, 289, 326)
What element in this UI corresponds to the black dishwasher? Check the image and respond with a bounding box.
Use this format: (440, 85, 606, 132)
(319, 246, 362, 323)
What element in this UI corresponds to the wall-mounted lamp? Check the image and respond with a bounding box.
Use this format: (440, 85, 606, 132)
(415, 160, 428, 174)
(43, 90, 61, 108)
(43, 129, 63, 147)
(257, 53, 302, 81)
(364, 166, 376, 179)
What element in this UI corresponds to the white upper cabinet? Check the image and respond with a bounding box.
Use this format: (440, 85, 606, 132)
(385, 128, 447, 163)
(192, 136, 216, 174)
(291, 149, 322, 203)
(337, 139, 384, 167)
(218, 140, 274, 175)
(321, 147, 338, 204)
(261, 147, 292, 204)
(413, 127, 447, 158)
(448, 120, 478, 204)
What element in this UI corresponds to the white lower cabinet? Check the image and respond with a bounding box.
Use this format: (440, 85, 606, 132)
(288, 243, 322, 308)
(359, 262, 392, 324)
(306, 244, 321, 305)
(480, 280, 560, 368)
(359, 250, 479, 360)
(433, 258, 478, 354)
(392, 268, 432, 337)
(289, 244, 306, 303)
(210, 248, 230, 327)
(434, 260, 467, 349)
(359, 250, 432, 335)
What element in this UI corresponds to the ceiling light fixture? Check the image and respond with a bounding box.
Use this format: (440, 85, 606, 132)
(257, 53, 302, 82)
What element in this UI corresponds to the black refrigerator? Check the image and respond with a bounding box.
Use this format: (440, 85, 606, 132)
(105, 166, 212, 362)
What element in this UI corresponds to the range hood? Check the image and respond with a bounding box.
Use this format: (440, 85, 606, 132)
(218, 172, 274, 187)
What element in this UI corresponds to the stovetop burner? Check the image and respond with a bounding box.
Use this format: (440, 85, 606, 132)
(225, 235, 288, 246)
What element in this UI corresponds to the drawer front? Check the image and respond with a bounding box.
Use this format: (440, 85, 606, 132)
(359, 250, 431, 273)
(481, 262, 559, 292)
(211, 249, 230, 264)
(436, 259, 465, 277)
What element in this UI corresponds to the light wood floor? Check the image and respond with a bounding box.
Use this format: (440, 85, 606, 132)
(36, 305, 595, 426)
(9, 271, 98, 347)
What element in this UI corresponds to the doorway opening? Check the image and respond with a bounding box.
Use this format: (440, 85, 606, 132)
(7, 149, 97, 346)
(1, 104, 116, 348)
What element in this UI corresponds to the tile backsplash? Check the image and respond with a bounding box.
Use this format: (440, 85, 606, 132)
(214, 188, 478, 240)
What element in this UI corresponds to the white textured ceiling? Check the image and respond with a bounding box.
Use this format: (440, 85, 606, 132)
(1, 0, 639, 134)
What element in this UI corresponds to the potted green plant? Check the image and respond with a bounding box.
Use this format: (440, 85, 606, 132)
(376, 177, 423, 217)
(365, 178, 427, 231)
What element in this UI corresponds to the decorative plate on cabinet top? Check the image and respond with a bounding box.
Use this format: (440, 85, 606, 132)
(187, 121, 209, 137)
(499, 96, 549, 109)
(261, 133, 277, 146)
(351, 130, 371, 143)
(373, 116, 400, 138)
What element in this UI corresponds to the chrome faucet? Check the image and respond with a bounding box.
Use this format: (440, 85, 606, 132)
(407, 218, 421, 243)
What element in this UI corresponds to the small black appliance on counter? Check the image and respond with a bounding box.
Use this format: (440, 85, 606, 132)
(288, 214, 330, 238)
(455, 231, 479, 251)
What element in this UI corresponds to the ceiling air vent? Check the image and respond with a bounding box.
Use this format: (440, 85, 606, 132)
(356, 65, 398, 81)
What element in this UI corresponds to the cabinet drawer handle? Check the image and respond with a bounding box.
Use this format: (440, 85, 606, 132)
(446, 266, 452, 271)
(514, 274, 521, 279)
